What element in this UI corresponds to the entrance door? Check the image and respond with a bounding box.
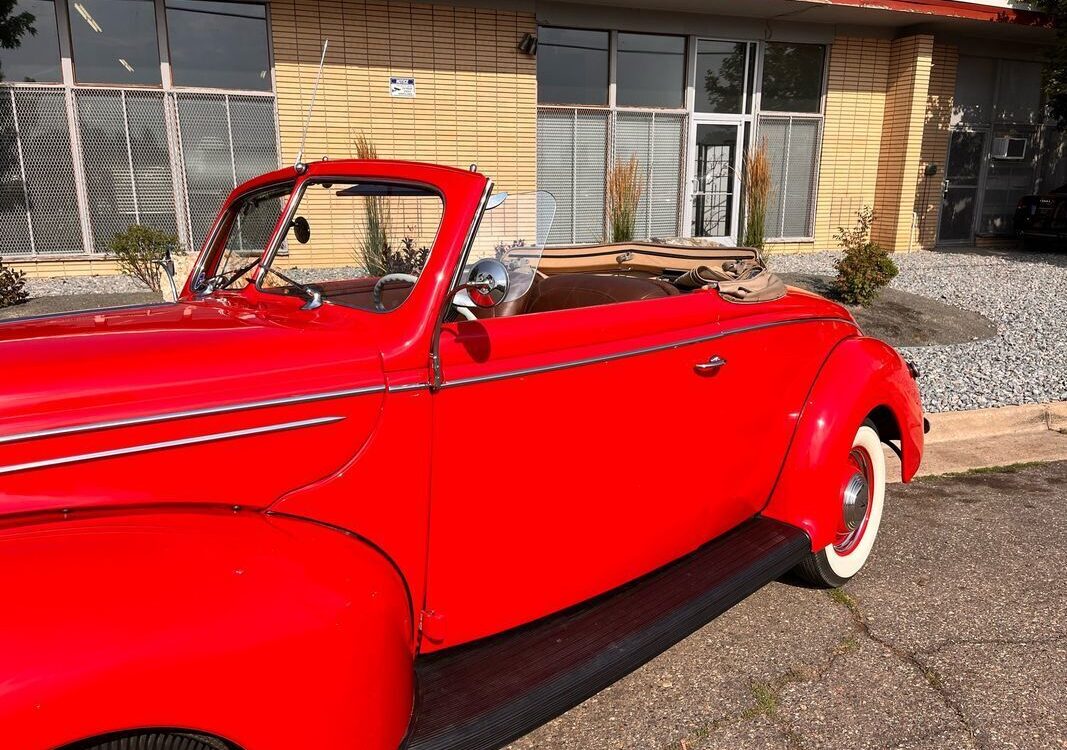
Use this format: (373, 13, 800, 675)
(938, 129, 987, 243)
(691, 122, 743, 240)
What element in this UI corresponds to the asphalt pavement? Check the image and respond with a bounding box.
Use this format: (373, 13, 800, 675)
(506, 461, 1067, 750)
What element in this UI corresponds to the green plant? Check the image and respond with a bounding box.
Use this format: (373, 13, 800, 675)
(384, 236, 430, 275)
(741, 139, 771, 260)
(832, 206, 898, 306)
(108, 224, 182, 293)
(608, 154, 643, 242)
(0, 256, 28, 308)
(355, 133, 390, 275)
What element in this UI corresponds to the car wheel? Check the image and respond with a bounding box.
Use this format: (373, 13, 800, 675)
(794, 420, 886, 588)
(74, 732, 229, 750)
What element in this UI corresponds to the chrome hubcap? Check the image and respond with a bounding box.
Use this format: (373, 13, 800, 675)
(842, 472, 870, 531)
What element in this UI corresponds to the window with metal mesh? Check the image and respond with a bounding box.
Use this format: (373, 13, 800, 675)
(537, 107, 608, 245)
(76, 89, 177, 251)
(760, 115, 820, 239)
(0, 87, 82, 255)
(614, 111, 684, 239)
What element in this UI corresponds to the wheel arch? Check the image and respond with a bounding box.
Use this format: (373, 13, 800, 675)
(761, 335, 924, 551)
(0, 508, 416, 750)
(61, 729, 240, 750)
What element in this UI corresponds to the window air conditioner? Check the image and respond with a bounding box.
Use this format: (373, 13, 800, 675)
(992, 137, 1027, 160)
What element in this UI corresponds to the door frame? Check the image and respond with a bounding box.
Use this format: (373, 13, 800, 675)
(937, 125, 991, 245)
(686, 118, 746, 243)
(681, 37, 756, 245)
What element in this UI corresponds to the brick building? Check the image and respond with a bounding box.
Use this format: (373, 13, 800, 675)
(0, 0, 1057, 277)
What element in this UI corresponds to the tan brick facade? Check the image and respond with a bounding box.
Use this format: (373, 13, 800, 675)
(872, 35, 935, 252)
(271, 0, 536, 193)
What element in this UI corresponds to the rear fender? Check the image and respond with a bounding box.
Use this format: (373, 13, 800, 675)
(0, 509, 414, 750)
(761, 336, 924, 551)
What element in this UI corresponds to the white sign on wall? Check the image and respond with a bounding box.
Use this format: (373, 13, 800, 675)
(390, 77, 416, 98)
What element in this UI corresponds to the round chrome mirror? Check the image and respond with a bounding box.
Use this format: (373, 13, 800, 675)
(466, 258, 510, 308)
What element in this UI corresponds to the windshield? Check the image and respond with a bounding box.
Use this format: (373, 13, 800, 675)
(198, 182, 291, 291)
(254, 179, 444, 312)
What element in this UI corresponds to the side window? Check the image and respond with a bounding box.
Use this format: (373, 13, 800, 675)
(259, 180, 444, 312)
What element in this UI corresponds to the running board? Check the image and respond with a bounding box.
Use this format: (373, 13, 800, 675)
(404, 517, 810, 750)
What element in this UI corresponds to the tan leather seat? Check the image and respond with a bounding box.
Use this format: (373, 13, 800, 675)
(522, 273, 678, 314)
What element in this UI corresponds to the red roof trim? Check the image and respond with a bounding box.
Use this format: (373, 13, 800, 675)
(825, 0, 1050, 26)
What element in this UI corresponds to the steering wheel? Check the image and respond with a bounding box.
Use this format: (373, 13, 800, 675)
(373, 273, 418, 311)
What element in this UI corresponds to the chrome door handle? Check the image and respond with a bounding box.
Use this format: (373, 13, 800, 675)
(695, 355, 726, 372)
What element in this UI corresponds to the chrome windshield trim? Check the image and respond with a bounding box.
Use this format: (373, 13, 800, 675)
(438, 316, 856, 389)
(0, 416, 344, 477)
(0, 385, 383, 446)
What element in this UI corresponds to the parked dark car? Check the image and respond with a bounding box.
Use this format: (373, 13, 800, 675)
(1014, 185, 1067, 248)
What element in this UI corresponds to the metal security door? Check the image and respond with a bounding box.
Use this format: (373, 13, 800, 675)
(690, 122, 742, 240)
(938, 129, 987, 243)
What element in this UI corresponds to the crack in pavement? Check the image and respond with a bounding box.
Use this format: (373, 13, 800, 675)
(913, 633, 1067, 657)
(825, 589, 985, 750)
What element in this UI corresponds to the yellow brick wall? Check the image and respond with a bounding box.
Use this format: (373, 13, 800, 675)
(766, 37, 891, 257)
(271, 0, 535, 190)
(268, 0, 536, 269)
(11, 257, 123, 279)
(914, 42, 958, 250)
(873, 34, 934, 252)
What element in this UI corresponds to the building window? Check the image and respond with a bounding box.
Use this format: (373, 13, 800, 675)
(760, 42, 824, 114)
(537, 108, 608, 244)
(616, 33, 685, 109)
(165, 0, 271, 91)
(696, 40, 753, 115)
(760, 115, 821, 239)
(615, 111, 685, 237)
(69, 0, 161, 85)
(536, 27, 608, 106)
(0, 0, 62, 83)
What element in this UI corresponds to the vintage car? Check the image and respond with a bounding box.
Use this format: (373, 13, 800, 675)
(0, 159, 924, 750)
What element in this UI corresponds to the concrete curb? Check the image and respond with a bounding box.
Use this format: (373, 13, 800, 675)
(887, 401, 1067, 481)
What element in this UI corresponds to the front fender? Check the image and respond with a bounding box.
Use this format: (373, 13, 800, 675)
(761, 335, 924, 551)
(0, 509, 414, 750)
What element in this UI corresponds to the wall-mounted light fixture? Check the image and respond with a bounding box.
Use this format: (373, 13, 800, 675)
(518, 33, 537, 56)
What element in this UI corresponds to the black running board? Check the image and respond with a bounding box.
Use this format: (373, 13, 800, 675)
(404, 517, 810, 750)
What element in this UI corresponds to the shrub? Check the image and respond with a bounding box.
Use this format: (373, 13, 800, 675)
(832, 207, 898, 306)
(741, 139, 771, 261)
(355, 133, 390, 276)
(384, 236, 430, 275)
(108, 224, 182, 293)
(608, 154, 644, 242)
(0, 257, 28, 308)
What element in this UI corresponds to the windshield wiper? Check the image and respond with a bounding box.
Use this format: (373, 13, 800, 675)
(263, 267, 325, 310)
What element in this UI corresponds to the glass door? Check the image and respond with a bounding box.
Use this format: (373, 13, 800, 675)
(938, 128, 987, 243)
(691, 122, 743, 240)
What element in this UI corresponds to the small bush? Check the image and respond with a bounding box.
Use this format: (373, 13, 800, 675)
(832, 207, 898, 306)
(384, 236, 430, 275)
(0, 258, 29, 308)
(109, 224, 182, 293)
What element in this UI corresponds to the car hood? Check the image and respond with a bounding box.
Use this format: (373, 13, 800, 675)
(0, 297, 384, 438)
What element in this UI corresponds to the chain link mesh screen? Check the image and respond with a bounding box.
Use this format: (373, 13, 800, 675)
(614, 111, 685, 239)
(0, 87, 82, 255)
(760, 115, 820, 239)
(0, 85, 277, 259)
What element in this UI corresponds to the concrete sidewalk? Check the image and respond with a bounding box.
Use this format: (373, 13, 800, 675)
(887, 401, 1067, 481)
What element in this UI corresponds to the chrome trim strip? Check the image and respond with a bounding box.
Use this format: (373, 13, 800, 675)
(439, 317, 856, 389)
(0, 302, 172, 327)
(0, 416, 344, 477)
(0, 385, 383, 446)
(389, 382, 431, 393)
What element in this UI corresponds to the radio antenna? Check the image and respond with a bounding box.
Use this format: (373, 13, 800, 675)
(295, 39, 329, 168)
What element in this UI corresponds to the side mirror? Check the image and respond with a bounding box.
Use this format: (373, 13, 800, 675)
(453, 258, 510, 309)
(292, 216, 311, 244)
(156, 247, 178, 301)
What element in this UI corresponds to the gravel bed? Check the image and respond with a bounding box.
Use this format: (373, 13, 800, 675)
(25, 274, 146, 297)
(769, 248, 1067, 412)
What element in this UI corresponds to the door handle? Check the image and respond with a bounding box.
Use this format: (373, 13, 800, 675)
(695, 355, 726, 372)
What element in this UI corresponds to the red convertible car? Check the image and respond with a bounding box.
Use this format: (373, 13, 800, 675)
(0, 159, 924, 750)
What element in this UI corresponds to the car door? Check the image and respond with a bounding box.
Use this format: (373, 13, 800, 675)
(423, 292, 759, 649)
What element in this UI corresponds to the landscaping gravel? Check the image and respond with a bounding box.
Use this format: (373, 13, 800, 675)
(25, 274, 146, 297)
(770, 248, 1067, 412)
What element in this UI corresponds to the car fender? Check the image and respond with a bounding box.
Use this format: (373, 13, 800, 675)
(0, 508, 414, 750)
(761, 335, 924, 551)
